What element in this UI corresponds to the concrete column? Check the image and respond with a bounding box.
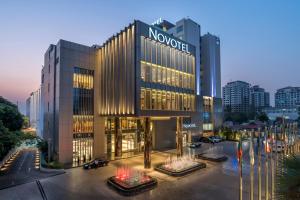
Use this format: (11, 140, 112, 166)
(93, 117, 106, 159)
(136, 119, 142, 152)
(144, 117, 152, 169)
(176, 117, 183, 157)
(114, 117, 122, 158)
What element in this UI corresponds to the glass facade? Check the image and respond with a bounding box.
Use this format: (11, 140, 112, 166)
(72, 67, 94, 166)
(105, 118, 144, 158)
(140, 88, 195, 111)
(140, 36, 196, 111)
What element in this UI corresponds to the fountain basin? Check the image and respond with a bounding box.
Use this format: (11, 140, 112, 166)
(107, 167, 157, 196)
(196, 153, 228, 162)
(155, 160, 206, 177)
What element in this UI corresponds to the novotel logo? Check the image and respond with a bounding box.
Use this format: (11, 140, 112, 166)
(149, 27, 190, 53)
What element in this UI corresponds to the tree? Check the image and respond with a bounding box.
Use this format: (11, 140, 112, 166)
(0, 97, 23, 131)
(225, 112, 249, 124)
(257, 112, 269, 122)
(0, 97, 26, 160)
(22, 116, 30, 128)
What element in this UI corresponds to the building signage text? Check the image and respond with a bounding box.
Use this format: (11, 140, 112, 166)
(149, 27, 190, 53)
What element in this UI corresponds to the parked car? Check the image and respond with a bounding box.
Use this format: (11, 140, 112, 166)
(188, 142, 202, 148)
(211, 136, 223, 143)
(199, 137, 215, 143)
(83, 158, 109, 169)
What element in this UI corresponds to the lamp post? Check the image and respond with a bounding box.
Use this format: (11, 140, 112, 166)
(265, 127, 269, 200)
(238, 130, 244, 200)
(257, 128, 262, 200)
(249, 129, 254, 200)
(270, 125, 274, 200)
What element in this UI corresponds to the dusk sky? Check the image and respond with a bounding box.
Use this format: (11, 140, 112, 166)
(0, 0, 299, 114)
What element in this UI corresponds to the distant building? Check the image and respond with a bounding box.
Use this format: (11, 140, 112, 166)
(263, 107, 299, 121)
(223, 81, 250, 113)
(275, 87, 300, 108)
(250, 85, 270, 112)
(26, 88, 42, 137)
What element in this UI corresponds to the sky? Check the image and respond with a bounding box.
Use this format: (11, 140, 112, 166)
(0, 0, 300, 114)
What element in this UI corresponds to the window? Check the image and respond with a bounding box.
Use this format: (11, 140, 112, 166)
(140, 88, 194, 111)
(140, 89, 145, 109)
(151, 65, 156, 82)
(141, 63, 146, 81)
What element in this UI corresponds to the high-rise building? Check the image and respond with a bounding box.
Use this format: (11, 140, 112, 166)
(223, 81, 250, 113)
(166, 18, 222, 132)
(275, 87, 300, 108)
(200, 33, 221, 98)
(250, 85, 270, 112)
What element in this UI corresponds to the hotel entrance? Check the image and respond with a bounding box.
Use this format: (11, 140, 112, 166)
(105, 118, 145, 159)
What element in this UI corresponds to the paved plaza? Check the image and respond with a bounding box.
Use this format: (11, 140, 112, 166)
(0, 141, 269, 200)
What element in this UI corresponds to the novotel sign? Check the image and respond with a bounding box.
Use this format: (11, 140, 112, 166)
(149, 27, 190, 53)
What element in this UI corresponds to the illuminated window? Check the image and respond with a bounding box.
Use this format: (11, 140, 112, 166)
(151, 65, 157, 82)
(73, 134, 93, 166)
(141, 63, 146, 81)
(157, 67, 162, 83)
(140, 89, 145, 110)
(157, 90, 162, 110)
(73, 115, 94, 133)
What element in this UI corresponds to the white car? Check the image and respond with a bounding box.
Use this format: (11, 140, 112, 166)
(272, 142, 285, 153)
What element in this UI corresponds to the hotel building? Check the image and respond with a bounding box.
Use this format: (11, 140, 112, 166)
(41, 20, 202, 167)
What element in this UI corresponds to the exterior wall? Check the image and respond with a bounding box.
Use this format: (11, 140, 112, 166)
(97, 24, 136, 116)
(41, 44, 57, 154)
(201, 33, 221, 98)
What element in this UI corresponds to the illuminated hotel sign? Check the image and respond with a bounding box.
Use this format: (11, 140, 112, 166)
(149, 27, 190, 53)
(183, 123, 197, 129)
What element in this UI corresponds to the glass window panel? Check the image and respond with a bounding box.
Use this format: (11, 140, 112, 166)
(146, 89, 151, 109)
(157, 67, 162, 83)
(151, 65, 157, 82)
(141, 63, 146, 81)
(157, 91, 161, 110)
(140, 88, 145, 110)
(162, 91, 166, 110)
(151, 41, 156, 64)
(157, 44, 161, 65)
(151, 90, 156, 109)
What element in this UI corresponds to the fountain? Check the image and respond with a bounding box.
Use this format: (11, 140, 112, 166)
(196, 145, 228, 162)
(155, 155, 206, 177)
(107, 166, 157, 196)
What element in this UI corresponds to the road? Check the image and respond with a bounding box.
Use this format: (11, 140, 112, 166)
(0, 148, 62, 190)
